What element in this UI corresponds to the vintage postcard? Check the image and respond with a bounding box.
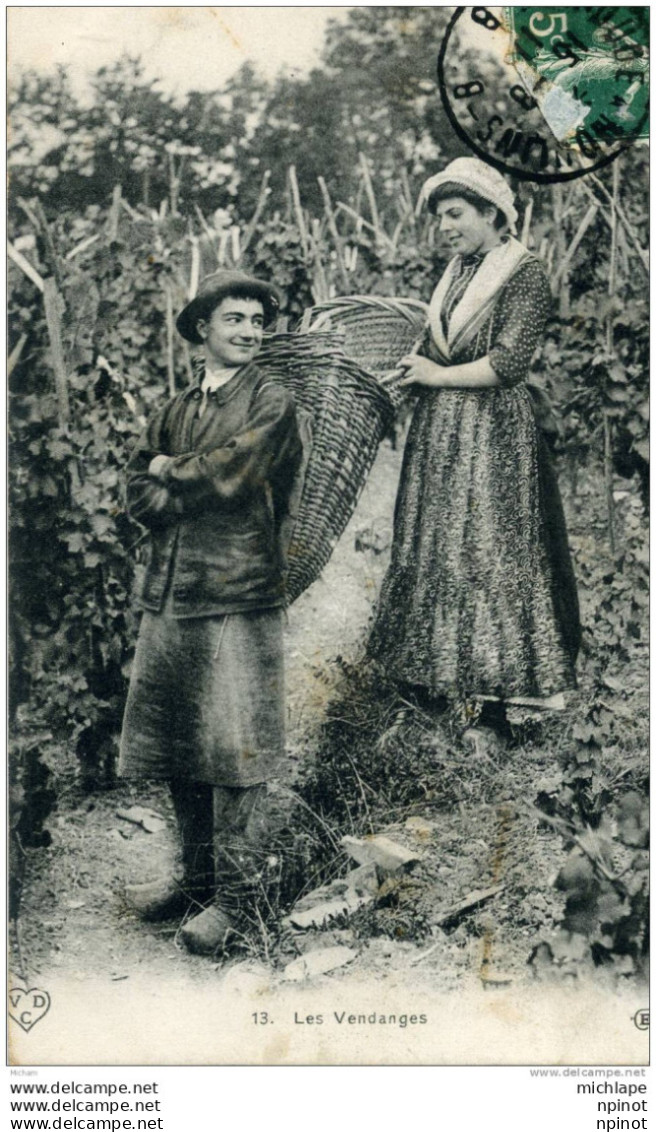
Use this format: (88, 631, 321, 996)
(8, 6, 649, 1068)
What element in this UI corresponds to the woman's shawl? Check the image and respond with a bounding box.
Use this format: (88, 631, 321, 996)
(421, 238, 560, 439)
(427, 236, 533, 362)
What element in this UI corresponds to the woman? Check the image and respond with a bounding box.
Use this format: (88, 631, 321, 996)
(368, 158, 579, 728)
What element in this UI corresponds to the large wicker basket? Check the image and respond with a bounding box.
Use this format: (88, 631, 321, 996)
(257, 296, 427, 604)
(303, 294, 427, 376)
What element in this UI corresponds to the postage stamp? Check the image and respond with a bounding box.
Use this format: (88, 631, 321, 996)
(438, 6, 649, 182)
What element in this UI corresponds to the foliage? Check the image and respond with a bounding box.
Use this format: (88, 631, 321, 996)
(543, 293, 649, 498)
(8, 57, 245, 216)
(8, 13, 649, 974)
(527, 455, 649, 984)
(295, 658, 465, 829)
(9, 10, 465, 220)
(532, 749, 648, 982)
(9, 218, 176, 782)
(246, 220, 316, 321)
(569, 505, 648, 755)
(8, 727, 59, 921)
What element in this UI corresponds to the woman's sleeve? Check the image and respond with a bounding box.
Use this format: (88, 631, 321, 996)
(488, 260, 552, 387)
(164, 383, 302, 507)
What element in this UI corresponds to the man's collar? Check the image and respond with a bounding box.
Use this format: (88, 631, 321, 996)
(182, 358, 260, 401)
(202, 366, 240, 391)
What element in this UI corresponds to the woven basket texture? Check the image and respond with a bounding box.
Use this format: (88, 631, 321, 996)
(306, 294, 427, 376)
(255, 296, 429, 602)
(189, 298, 427, 602)
(257, 329, 395, 603)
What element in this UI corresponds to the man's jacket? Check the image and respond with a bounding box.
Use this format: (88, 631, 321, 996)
(126, 362, 302, 617)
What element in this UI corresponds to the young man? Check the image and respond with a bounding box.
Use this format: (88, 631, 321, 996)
(118, 270, 302, 955)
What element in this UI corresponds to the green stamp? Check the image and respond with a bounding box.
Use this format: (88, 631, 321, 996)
(505, 7, 649, 153)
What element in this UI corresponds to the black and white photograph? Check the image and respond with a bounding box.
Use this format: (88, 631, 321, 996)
(8, 6, 649, 1071)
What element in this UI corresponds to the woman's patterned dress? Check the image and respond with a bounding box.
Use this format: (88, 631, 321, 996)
(368, 253, 580, 700)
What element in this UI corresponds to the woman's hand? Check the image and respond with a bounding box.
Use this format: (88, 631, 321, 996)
(148, 454, 173, 479)
(398, 355, 449, 388)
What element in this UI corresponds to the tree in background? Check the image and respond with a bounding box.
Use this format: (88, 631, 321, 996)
(9, 8, 477, 221)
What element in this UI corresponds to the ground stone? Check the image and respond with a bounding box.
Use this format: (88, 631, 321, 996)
(405, 816, 438, 840)
(284, 864, 379, 930)
(286, 889, 371, 930)
(341, 834, 420, 873)
(282, 946, 357, 982)
(116, 806, 167, 834)
(220, 962, 272, 995)
(345, 863, 379, 894)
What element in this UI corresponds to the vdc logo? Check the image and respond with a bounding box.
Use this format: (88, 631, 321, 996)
(9, 987, 51, 1032)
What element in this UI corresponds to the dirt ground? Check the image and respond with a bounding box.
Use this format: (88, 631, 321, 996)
(14, 436, 581, 1007)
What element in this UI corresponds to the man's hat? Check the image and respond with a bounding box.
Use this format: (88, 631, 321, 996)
(176, 270, 281, 344)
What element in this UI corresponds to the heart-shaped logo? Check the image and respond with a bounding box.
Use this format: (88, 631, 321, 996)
(9, 987, 51, 1032)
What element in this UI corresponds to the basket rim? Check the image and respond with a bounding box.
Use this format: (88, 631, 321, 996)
(306, 294, 427, 330)
(308, 293, 428, 312)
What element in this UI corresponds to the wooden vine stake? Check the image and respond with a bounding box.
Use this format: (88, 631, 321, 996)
(43, 277, 71, 425)
(317, 175, 350, 292)
(43, 276, 81, 493)
(520, 196, 534, 246)
(108, 185, 122, 242)
(8, 333, 27, 378)
(358, 153, 383, 247)
(604, 157, 621, 555)
(188, 234, 200, 299)
(550, 183, 570, 316)
(586, 169, 649, 277)
(400, 167, 417, 233)
(288, 165, 309, 261)
(308, 217, 329, 303)
(8, 241, 44, 292)
(552, 202, 599, 286)
(241, 169, 271, 258)
(164, 282, 176, 399)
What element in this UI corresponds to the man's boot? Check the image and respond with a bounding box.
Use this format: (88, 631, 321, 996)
(180, 784, 267, 955)
(125, 779, 215, 920)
